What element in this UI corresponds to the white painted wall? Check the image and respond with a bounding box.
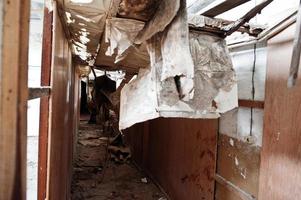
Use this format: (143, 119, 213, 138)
(219, 42, 267, 147)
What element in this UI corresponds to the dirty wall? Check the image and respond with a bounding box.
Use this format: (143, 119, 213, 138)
(125, 41, 267, 200)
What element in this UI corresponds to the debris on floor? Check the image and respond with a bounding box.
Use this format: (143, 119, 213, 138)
(71, 121, 167, 200)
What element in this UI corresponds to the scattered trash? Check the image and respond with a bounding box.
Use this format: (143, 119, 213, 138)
(141, 177, 148, 184)
(108, 145, 131, 163)
(78, 139, 105, 147)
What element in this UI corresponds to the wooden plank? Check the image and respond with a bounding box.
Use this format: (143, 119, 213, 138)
(28, 87, 51, 100)
(216, 134, 260, 200)
(147, 118, 217, 200)
(258, 22, 301, 200)
(0, 0, 30, 199)
(198, 0, 251, 17)
(222, 0, 273, 36)
(38, 7, 53, 200)
(47, 3, 77, 199)
(238, 100, 264, 109)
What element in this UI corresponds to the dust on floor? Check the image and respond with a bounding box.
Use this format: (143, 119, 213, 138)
(71, 121, 167, 200)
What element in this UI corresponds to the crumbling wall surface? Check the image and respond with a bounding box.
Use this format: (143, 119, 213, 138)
(105, 17, 145, 62)
(119, 1, 237, 130)
(216, 42, 267, 200)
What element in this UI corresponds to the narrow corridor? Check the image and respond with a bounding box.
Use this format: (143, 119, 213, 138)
(71, 121, 167, 200)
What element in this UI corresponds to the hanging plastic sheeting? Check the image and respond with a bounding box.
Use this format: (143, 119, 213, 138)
(189, 31, 238, 114)
(120, 0, 193, 130)
(62, 0, 114, 65)
(119, 34, 238, 129)
(119, 2, 237, 130)
(105, 17, 145, 63)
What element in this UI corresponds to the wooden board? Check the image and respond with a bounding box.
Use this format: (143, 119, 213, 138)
(126, 118, 218, 200)
(258, 22, 301, 200)
(47, 4, 78, 199)
(38, 7, 53, 200)
(216, 134, 260, 200)
(0, 0, 30, 199)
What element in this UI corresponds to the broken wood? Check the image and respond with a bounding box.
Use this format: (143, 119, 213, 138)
(28, 87, 51, 100)
(287, 1, 301, 87)
(222, 0, 273, 36)
(189, 20, 263, 37)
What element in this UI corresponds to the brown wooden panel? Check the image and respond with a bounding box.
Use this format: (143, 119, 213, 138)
(38, 8, 53, 200)
(216, 134, 260, 200)
(216, 182, 242, 200)
(47, 3, 77, 200)
(238, 100, 264, 109)
(259, 22, 301, 200)
(124, 122, 146, 167)
(0, 0, 30, 199)
(146, 118, 218, 200)
(125, 118, 218, 200)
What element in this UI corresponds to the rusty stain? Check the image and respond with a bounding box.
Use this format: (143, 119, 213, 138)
(199, 149, 215, 161)
(203, 166, 213, 181)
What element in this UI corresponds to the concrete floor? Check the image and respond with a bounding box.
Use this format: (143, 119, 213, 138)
(71, 121, 167, 200)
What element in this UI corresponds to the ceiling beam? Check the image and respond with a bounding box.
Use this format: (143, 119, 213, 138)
(194, 0, 251, 17)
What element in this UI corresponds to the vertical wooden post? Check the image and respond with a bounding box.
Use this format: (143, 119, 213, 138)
(38, 6, 53, 200)
(0, 0, 30, 199)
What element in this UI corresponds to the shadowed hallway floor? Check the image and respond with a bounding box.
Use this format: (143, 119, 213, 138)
(71, 121, 167, 200)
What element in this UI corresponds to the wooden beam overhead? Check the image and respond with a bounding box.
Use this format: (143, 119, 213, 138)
(222, 0, 273, 36)
(196, 0, 251, 17)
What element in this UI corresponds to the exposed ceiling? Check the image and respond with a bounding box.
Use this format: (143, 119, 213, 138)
(56, 0, 294, 74)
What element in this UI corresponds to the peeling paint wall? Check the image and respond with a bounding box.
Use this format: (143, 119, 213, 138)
(230, 43, 267, 101)
(216, 41, 267, 199)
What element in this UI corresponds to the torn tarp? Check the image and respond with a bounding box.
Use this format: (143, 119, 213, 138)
(105, 18, 145, 62)
(119, 0, 237, 130)
(119, 31, 238, 130)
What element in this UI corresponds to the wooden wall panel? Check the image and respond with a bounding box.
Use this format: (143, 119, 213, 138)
(259, 22, 301, 200)
(47, 4, 77, 200)
(0, 0, 30, 199)
(38, 7, 53, 200)
(216, 135, 260, 200)
(124, 122, 145, 167)
(126, 118, 218, 200)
